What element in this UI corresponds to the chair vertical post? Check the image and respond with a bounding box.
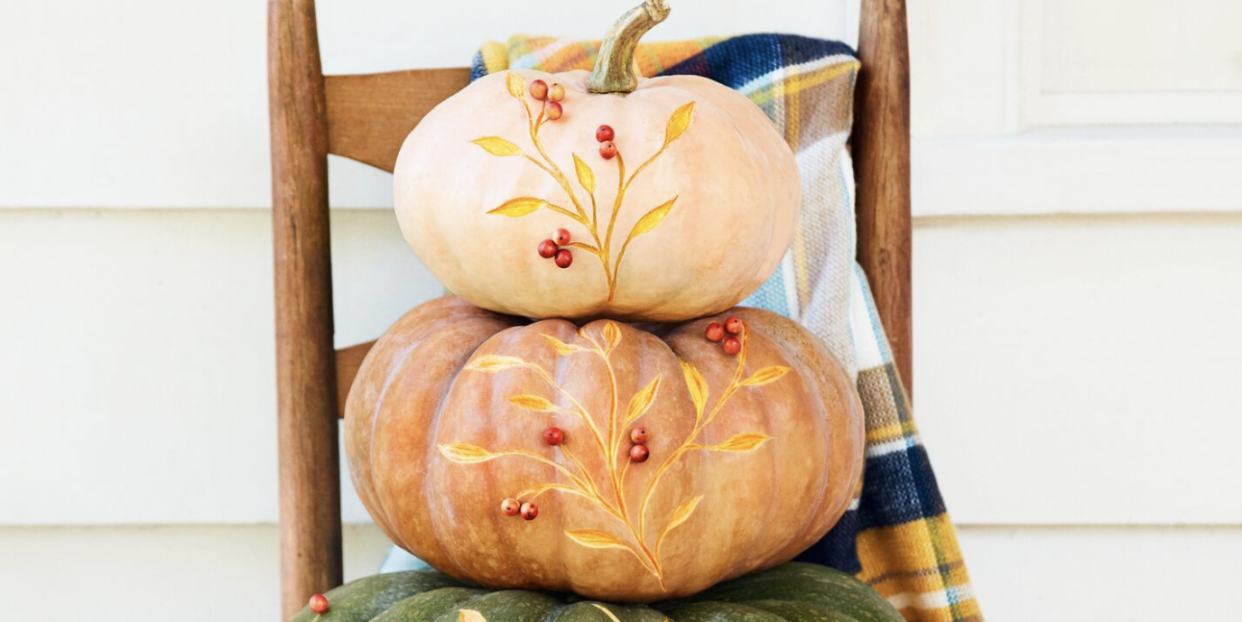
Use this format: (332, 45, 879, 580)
(268, 0, 343, 617)
(855, 0, 914, 396)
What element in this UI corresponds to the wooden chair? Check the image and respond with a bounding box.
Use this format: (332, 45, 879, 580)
(267, 0, 910, 617)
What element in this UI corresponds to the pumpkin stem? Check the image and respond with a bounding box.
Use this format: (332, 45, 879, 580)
(587, 0, 670, 94)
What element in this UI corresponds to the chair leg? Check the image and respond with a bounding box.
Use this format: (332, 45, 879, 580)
(855, 0, 914, 397)
(268, 0, 343, 617)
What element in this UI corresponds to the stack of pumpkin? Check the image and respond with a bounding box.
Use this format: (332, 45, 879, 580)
(292, 2, 903, 621)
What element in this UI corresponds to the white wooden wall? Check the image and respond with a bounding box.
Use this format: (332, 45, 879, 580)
(2, 0, 1239, 619)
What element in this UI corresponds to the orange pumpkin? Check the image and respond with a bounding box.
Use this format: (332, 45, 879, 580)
(392, 0, 801, 322)
(345, 297, 864, 602)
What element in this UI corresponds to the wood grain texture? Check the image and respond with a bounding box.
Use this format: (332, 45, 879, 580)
(335, 341, 376, 418)
(325, 68, 471, 172)
(855, 0, 913, 397)
(268, 0, 343, 616)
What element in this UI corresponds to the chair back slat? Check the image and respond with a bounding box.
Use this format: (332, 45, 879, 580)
(325, 68, 472, 172)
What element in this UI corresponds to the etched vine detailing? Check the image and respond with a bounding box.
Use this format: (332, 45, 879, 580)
(471, 72, 694, 302)
(438, 322, 792, 588)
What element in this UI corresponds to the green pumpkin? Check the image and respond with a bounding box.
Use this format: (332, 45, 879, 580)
(289, 563, 903, 622)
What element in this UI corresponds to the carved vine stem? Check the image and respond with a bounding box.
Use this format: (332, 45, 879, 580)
(474, 71, 693, 304)
(441, 323, 790, 587)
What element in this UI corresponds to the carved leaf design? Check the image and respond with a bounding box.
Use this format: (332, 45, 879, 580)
(655, 495, 703, 559)
(486, 197, 545, 217)
(573, 154, 596, 194)
(741, 366, 792, 387)
(566, 529, 632, 551)
(541, 334, 583, 356)
(466, 354, 529, 373)
(471, 136, 524, 157)
(624, 375, 662, 426)
(439, 443, 498, 464)
(603, 322, 622, 353)
(679, 360, 708, 423)
(506, 72, 524, 99)
(628, 197, 677, 239)
(664, 495, 703, 534)
(507, 395, 556, 412)
(664, 102, 695, 147)
(700, 432, 771, 453)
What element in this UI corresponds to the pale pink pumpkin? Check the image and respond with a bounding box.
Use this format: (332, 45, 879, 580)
(393, 63, 800, 323)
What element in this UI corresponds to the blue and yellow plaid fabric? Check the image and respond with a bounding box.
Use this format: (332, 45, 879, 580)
(465, 33, 981, 622)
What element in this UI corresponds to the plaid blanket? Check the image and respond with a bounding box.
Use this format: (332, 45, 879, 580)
(382, 33, 981, 622)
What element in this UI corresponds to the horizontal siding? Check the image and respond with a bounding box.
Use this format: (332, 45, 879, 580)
(0, 0, 853, 210)
(916, 213, 1242, 525)
(2, 209, 1238, 526)
(2, 524, 1236, 621)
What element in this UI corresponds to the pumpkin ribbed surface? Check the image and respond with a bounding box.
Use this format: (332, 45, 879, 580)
(288, 563, 904, 622)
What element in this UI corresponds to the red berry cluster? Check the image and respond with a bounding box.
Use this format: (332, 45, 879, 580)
(705, 316, 745, 355)
(537, 228, 574, 268)
(529, 79, 566, 120)
(501, 497, 539, 521)
(629, 426, 650, 462)
(596, 124, 617, 159)
(308, 593, 329, 615)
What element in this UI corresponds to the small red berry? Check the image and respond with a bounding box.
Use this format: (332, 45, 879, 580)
(543, 426, 564, 446)
(722, 336, 742, 355)
(724, 316, 744, 335)
(530, 79, 549, 101)
(309, 593, 329, 614)
(705, 322, 725, 342)
(520, 501, 539, 520)
(549, 83, 565, 102)
(630, 444, 650, 462)
(555, 248, 573, 269)
(596, 125, 615, 142)
(599, 140, 617, 159)
(501, 498, 521, 516)
(554, 228, 571, 245)
(538, 239, 559, 259)
(630, 426, 649, 444)
(545, 100, 563, 121)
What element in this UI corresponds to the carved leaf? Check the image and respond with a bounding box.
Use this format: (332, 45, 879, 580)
(486, 197, 545, 217)
(471, 136, 524, 157)
(679, 360, 708, 423)
(664, 101, 695, 146)
(628, 197, 677, 239)
(624, 375, 662, 426)
(507, 395, 556, 412)
(506, 72, 524, 99)
(702, 432, 772, 453)
(439, 443, 497, 464)
(565, 529, 631, 551)
(542, 334, 583, 356)
(603, 322, 622, 353)
(460, 610, 487, 622)
(466, 354, 528, 373)
(573, 154, 596, 194)
(664, 495, 703, 534)
(741, 366, 792, 387)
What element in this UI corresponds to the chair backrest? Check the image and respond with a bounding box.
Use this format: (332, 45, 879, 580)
(267, 0, 910, 617)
